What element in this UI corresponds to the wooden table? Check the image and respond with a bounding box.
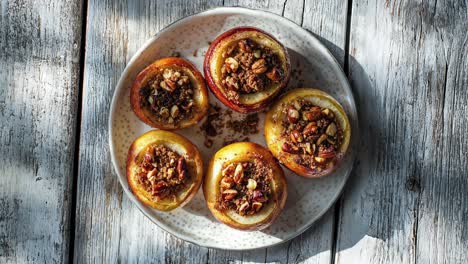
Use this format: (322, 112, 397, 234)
(1, 0, 467, 263)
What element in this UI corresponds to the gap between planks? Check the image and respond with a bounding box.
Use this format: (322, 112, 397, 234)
(68, 0, 89, 263)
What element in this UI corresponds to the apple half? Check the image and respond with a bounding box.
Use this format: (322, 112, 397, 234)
(264, 88, 351, 178)
(127, 130, 204, 211)
(130, 57, 209, 129)
(204, 142, 287, 231)
(204, 27, 291, 113)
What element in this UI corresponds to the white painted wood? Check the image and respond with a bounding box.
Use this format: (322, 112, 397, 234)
(73, 1, 221, 263)
(335, 0, 468, 263)
(74, 0, 351, 262)
(0, 0, 83, 263)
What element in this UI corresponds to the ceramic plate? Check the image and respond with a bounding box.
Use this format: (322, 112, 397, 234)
(109, 7, 358, 250)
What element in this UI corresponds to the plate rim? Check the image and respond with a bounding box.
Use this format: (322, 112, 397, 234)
(108, 6, 358, 251)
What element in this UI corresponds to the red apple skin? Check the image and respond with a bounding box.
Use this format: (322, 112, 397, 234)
(204, 27, 291, 113)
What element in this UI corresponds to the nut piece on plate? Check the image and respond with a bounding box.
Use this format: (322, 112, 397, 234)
(264, 88, 351, 178)
(203, 142, 287, 231)
(130, 57, 209, 129)
(204, 27, 291, 113)
(126, 130, 204, 211)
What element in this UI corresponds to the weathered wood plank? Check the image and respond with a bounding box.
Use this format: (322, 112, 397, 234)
(73, 1, 222, 263)
(75, 0, 353, 262)
(0, 0, 83, 263)
(211, 1, 350, 264)
(335, 0, 468, 263)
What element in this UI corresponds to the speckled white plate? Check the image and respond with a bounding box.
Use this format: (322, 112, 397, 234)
(109, 7, 358, 250)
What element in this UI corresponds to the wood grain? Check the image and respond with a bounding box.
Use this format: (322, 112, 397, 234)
(73, 0, 352, 263)
(73, 1, 221, 263)
(264, 0, 350, 263)
(335, 0, 468, 263)
(0, 0, 83, 263)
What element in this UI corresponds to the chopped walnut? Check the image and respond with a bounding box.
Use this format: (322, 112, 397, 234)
(216, 160, 272, 216)
(281, 98, 344, 171)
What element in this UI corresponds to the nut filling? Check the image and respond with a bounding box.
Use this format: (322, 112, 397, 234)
(281, 98, 344, 171)
(221, 38, 284, 101)
(216, 160, 272, 216)
(139, 68, 195, 124)
(136, 145, 189, 201)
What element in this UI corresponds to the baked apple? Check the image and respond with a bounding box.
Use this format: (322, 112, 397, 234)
(204, 142, 287, 231)
(204, 27, 291, 113)
(130, 57, 209, 129)
(265, 88, 351, 178)
(127, 130, 203, 211)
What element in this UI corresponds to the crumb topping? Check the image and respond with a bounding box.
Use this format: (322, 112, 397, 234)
(280, 98, 344, 172)
(216, 160, 272, 216)
(220, 38, 284, 101)
(135, 145, 189, 201)
(199, 104, 259, 148)
(139, 68, 195, 125)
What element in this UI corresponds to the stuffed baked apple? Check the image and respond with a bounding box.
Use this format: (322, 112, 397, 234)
(204, 142, 287, 231)
(265, 88, 351, 178)
(204, 27, 290, 113)
(130, 57, 209, 129)
(127, 130, 203, 211)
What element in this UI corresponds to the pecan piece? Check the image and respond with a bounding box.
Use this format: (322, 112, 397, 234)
(222, 163, 236, 177)
(282, 142, 298, 153)
(318, 147, 336, 159)
(147, 168, 158, 179)
(220, 177, 234, 189)
(165, 79, 177, 91)
(303, 122, 318, 136)
(238, 39, 252, 52)
(251, 59, 268, 74)
(303, 106, 322, 121)
(290, 130, 303, 143)
(233, 163, 244, 183)
(177, 157, 187, 180)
